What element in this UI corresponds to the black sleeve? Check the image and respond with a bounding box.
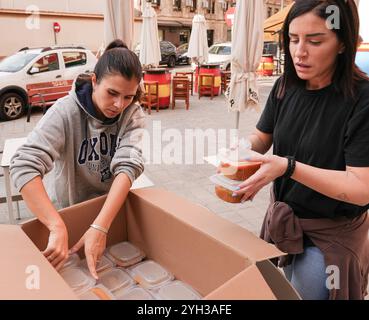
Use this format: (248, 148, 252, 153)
(344, 82, 369, 167)
(256, 77, 282, 134)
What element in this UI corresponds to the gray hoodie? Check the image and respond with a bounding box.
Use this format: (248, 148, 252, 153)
(10, 80, 145, 209)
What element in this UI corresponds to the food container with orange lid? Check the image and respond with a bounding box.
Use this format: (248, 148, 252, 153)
(217, 140, 261, 181)
(114, 285, 155, 300)
(60, 253, 81, 271)
(78, 284, 116, 300)
(105, 241, 145, 267)
(80, 255, 114, 274)
(154, 280, 202, 300)
(98, 267, 135, 293)
(128, 260, 174, 290)
(59, 266, 96, 295)
(210, 174, 244, 203)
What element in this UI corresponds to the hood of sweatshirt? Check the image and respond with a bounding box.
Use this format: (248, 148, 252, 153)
(70, 74, 121, 126)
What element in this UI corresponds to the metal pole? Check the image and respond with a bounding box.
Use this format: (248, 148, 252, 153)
(54, 31, 57, 45)
(281, 0, 284, 10)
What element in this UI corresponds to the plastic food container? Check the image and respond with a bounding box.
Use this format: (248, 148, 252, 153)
(98, 267, 135, 293)
(154, 280, 202, 300)
(217, 143, 261, 181)
(60, 253, 81, 271)
(78, 284, 116, 300)
(210, 174, 243, 203)
(59, 267, 96, 295)
(129, 260, 174, 290)
(80, 255, 114, 274)
(114, 286, 155, 300)
(106, 241, 145, 267)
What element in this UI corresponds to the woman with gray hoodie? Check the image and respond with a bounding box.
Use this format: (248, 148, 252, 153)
(10, 40, 145, 279)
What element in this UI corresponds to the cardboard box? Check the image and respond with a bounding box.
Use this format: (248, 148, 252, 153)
(0, 188, 300, 300)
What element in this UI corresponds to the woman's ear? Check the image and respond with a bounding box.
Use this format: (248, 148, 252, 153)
(91, 73, 97, 88)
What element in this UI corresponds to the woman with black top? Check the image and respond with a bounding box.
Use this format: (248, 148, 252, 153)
(233, 0, 369, 299)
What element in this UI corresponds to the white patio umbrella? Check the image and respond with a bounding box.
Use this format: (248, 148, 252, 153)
(104, 0, 134, 49)
(139, 1, 161, 68)
(187, 14, 209, 65)
(226, 0, 264, 129)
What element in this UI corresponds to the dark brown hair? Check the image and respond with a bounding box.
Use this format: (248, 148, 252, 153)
(94, 39, 142, 103)
(278, 0, 368, 100)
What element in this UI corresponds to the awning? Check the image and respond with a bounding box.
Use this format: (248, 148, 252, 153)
(264, 2, 294, 41)
(158, 20, 192, 28)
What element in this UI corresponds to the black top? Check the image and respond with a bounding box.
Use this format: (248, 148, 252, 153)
(257, 78, 369, 219)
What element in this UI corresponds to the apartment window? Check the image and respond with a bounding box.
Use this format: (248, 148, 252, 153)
(267, 6, 273, 18)
(203, 0, 214, 14)
(173, 0, 181, 10)
(189, 0, 197, 12)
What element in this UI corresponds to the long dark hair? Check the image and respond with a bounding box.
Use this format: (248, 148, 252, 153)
(278, 0, 368, 100)
(94, 39, 142, 103)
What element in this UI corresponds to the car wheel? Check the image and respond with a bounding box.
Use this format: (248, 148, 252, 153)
(167, 56, 176, 68)
(0, 92, 26, 121)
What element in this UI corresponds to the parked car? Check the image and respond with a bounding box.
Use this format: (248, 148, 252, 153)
(0, 45, 97, 121)
(207, 42, 232, 70)
(192, 41, 279, 72)
(176, 43, 190, 65)
(134, 40, 177, 68)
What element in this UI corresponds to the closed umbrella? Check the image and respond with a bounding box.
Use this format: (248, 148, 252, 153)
(187, 14, 209, 65)
(226, 0, 264, 130)
(139, 1, 161, 68)
(104, 0, 134, 49)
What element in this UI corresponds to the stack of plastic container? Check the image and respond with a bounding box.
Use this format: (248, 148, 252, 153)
(59, 266, 96, 295)
(58, 241, 202, 300)
(210, 139, 261, 203)
(78, 284, 116, 300)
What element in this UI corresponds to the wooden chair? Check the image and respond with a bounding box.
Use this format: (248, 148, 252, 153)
(172, 76, 190, 110)
(141, 81, 159, 115)
(198, 74, 215, 100)
(175, 71, 194, 96)
(220, 70, 231, 94)
(26, 80, 74, 122)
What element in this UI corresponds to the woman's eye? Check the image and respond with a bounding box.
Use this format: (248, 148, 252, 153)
(290, 39, 299, 44)
(108, 91, 118, 96)
(310, 41, 322, 45)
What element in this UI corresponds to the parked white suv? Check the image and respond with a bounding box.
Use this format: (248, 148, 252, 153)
(191, 42, 232, 71)
(0, 45, 97, 120)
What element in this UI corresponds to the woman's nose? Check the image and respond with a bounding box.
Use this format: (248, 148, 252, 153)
(295, 42, 308, 59)
(114, 97, 124, 109)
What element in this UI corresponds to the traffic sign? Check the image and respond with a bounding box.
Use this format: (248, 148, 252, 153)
(225, 7, 235, 28)
(53, 22, 61, 33)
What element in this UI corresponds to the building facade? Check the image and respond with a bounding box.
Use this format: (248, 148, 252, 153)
(135, 0, 234, 48)
(264, 0, 293, 18)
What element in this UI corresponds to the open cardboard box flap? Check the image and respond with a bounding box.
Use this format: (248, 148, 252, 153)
(2, 188, 299, 300)
(0, 225, 77, 299)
